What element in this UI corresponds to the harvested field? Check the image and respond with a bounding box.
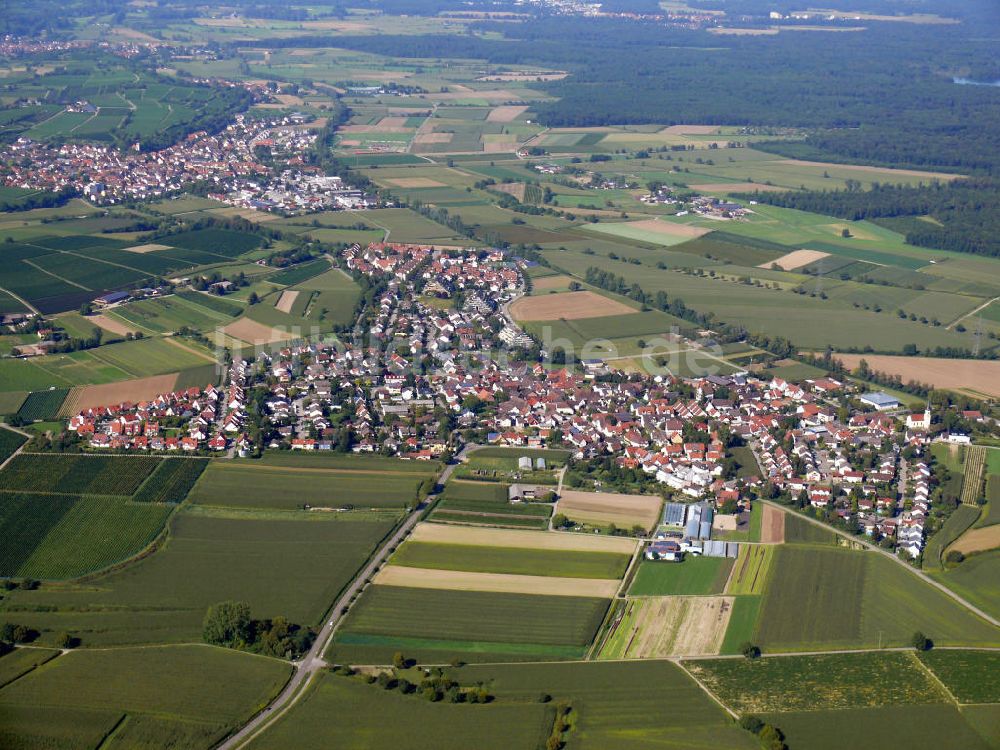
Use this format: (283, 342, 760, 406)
(762, 249, 830, 271)
(761, 504, 785, 544)
(509, 290, 635, 321)
(434, 89, 519, 101)
(372, 566, 620, 597)
(621, 219, 710, 238)
(692, 182, 788, 193)
(413, 132, 453, 144)
(274, 290, 298, 314)
(59, 373, 180, 416)
(88, 314, 137, 336)
(222, 318, 292, 345)
(124, 243, 172, 254)
(483, 141, 517, 153)
(410, 522, 638, 554)
(478, 72, 567, 81)
(949, 525, 1000, 555)
(487, 105, 529, 122)
(532, 274, 573, 290)
(556, 489, 661, 530)
(601, 596, 733, 658)
(385, 177, 448, 188)
(833, 354, 1000, 398)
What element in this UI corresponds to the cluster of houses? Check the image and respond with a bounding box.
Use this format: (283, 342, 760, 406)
(66, 360, 249, 454)
(1, 110, 377, 215)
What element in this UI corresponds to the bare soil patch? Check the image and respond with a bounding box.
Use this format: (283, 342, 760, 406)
(510, 291, 636, 321)
(412, 522, 638, 554)
(949, 525, 1000, 555)
(374, 566, 620, 597)
(371, 116, 412, 132)
(125, 243, 173, 254)
(222, 318, 292, 345)
(833, 354, 1000, 399)
(532, 275, 573, 291)
(433, 89, 519, 101)
(625, 219, 711, 239)
(618, 596, 733, 657)
(483, 141, 517, 153)
(557, 489, 662, 530)
(385, 177, 447, 188)
(478, 73, 567, 82)
(274, 290, 298, 314)
(60, 373, 180, 416)
(89, 314, 138, 337)
(487, 105, 529, 123)
(761, 249, 830, 271)
(761, 504, 786, 544)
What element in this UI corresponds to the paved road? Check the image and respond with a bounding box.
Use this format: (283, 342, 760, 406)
(763, 499, 1000, 629)
(217, 446, 471, 749)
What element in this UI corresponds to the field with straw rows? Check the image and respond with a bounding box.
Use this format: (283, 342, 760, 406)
(687, 652, 947, 714)
(962, 445, 987, 505)
(0, 454, 162, 496)
(725, 544, 774, 595)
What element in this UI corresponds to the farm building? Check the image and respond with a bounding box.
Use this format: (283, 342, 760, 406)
(663, 502, 687, 526)
(508, 483, 540, 502)
(645, 540, 683, 562)
(860, 392, 900, 411)
(684, 502, 714, 540)
(94, 291, 130, 307)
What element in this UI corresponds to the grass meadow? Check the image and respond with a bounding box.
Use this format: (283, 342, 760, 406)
(629, 556, 733, 596)
(0, 646, 291, 750)
(330, 585, 610, 664)
(754, 545, 1000, 650)
(0, 511, 397, 645)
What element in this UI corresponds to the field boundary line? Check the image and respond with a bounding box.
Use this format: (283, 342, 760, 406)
(21, 258, 92, 291)
(0, 285, 41, 315)
(672, 658, 740, 719)
(909, 651, 959, 705)
(946, 295, 999, 330)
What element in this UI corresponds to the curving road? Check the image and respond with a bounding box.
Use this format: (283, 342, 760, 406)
(216, 445, 471, 749)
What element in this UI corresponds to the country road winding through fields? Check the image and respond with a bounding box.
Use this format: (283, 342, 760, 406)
(216, 445, 472, 749)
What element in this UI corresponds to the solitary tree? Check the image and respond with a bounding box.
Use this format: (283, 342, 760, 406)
(912, 631, 931, 651)
(203, 601, 252, 648)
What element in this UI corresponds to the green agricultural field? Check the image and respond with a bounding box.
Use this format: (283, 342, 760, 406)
(0, 511, 398, 645)
(0, 391, 27, 414)
(720, 596, 763, 654)
(456, 660, 757, 750)
(390, 541, 630, 579)
(359, 208, 468, 244)
(431, 479, 553, 523)
(0, 427, 27, 465)
(783, 511, 839, 544)
(175, 290, 244, 317)
(754, 545, 1000, 651)
(254, 452, 440, 473)
(0, 454, 161, 496)
(132, 458, 208, 504)
(467, 446, 571, 469)
(919, 650, 1000, 704)
(1, 493, 175, 579)
(428, 512, 550, 529)
(764, 704, 994, 750)
(629, 556, 733, 596)
(330, 585, 610, 664)
(14, 388, 69, 422)
(163, 228, 262, 257)
(0, 647, 59, 690)
(0, 645, 291, 750)
(687, 651, 947, 715)
(929, 550, 1000, 623)
(110, 295, 231, 334)
(188, 462, 425, 510)
(247, 671, 552, 750)
(725, 544, 774, 596)
(924, 504, 981, 569)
